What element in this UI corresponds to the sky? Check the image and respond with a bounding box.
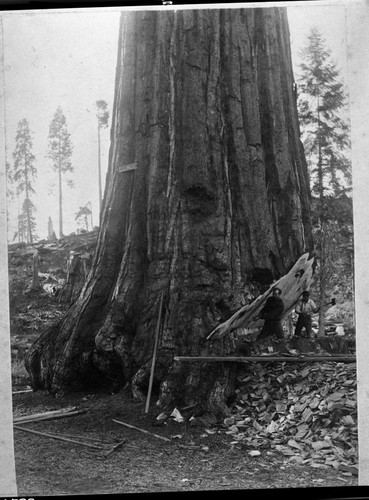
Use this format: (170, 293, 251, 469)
(3, 9, 120, 240)
(1, 1, 352, 242)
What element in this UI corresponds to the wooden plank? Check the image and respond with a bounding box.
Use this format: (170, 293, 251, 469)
(13, 407, 77, 422)
(12, 389, 33, 395)
(174, 355, 356, 363)
(117, 162, 137, 173)
(206, 253, 314, 340)
(13, 409, 85, 424)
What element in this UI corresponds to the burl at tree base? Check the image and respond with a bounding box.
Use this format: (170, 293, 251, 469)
(26, 8, 313, 417)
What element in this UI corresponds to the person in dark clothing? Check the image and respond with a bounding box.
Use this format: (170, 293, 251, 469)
(256, 287, 285, 341)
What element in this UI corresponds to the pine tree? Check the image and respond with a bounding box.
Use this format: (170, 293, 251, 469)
(12, 119, 37, 244)
(21, 199, 37, 242)
(297, 27, 351, 208)
(13, 199, 37, 243)
(297, 27, 352, 336)
(96, 100, 109, 218)
(48, 106, 73, 238)
(15, 211, 27, 243)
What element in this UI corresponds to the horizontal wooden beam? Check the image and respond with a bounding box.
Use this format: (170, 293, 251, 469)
(174, 355, 356, 363)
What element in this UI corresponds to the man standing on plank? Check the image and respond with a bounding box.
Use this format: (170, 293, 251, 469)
(294, 290, 320, 339)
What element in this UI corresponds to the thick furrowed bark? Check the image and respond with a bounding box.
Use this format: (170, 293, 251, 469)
(26, 8, 313, 416)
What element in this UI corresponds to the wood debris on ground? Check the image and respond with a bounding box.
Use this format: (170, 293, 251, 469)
(222, 361, 357, 475)
(13, 425, 124, 458)
(13, 406, 85, 424)
(13, 425, 104, 450)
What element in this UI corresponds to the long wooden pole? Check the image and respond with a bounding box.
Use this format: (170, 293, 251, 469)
(145, 290, 164, 414)
(51, 432, 112, 443)
(13, 409, 85, 425)
(174, 355, 356, 363)
(13, 426, 103, 449)
(12, 389, 33, 395)
(112, 418, 171, 443)
(13, 407, 76, 421)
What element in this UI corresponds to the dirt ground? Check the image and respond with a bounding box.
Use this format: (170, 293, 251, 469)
(12, 387, 357, 496)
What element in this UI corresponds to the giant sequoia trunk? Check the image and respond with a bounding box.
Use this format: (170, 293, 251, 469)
(26, 7, 313, 416)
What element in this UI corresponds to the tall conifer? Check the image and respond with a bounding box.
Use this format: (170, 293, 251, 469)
(297, 27, 352, 336)
(48, 106, 73, 238)
(12, 119, 37, 244)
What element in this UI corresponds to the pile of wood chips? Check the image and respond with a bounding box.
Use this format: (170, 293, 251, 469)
(224, 361, 357, 475)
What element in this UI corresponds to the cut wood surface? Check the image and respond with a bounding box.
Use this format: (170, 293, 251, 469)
(174, 356, 356, 363)
(207, 253, 314, 340)
(13, 426, 104, 449)
(112, 419, 171, 443)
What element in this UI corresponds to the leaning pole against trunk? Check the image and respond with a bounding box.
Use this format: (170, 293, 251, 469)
(26, 7, 313, 415)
